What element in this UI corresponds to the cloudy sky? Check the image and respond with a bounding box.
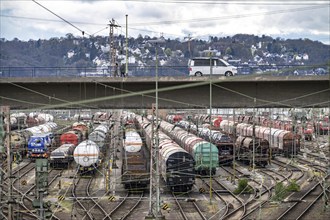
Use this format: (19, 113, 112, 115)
(1, 0, 329, 44)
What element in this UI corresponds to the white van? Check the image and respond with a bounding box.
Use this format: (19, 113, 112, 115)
(188, 57, 237, 76)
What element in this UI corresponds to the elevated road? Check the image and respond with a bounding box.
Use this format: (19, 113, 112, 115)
(0, 75, 329, 109)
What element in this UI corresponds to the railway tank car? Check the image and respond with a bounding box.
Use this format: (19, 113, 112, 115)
(136, 115, 195, 192)
(121, 123, 149, 191)
(60, 130, 84, 146)
(157, 117, 218, 175)
(73, 140, 101, 174)
(73, 123, 110, 174)
(88, 124, 109, 149)
(3, 112, 27, 130)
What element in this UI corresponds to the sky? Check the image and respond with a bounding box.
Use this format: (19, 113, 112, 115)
(1, 0, 329, 44)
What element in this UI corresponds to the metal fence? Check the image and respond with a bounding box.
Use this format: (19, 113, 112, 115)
(0, 65, 328, 77)
(0, 66, 189, 78)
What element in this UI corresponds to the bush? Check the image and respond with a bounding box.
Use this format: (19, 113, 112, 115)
(273, 182, 287, 201)
(234, 178, 253, 194)
(287, 179, 300, 192)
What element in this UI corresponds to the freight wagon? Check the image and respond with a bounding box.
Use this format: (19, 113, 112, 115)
(158, 118, 218, 175)
(136, 115, 195, 192)
(49, 143, 76, 169)
(121, 123, 149, 191)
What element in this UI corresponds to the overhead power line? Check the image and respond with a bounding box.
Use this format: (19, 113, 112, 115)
(7, 0, 330, 5)
(32, 0, 90, 37)
(128, 5, 326, 26)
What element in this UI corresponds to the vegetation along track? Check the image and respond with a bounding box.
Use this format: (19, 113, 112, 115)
(276, 175, 329, 220)
(221, 166, 273, 220)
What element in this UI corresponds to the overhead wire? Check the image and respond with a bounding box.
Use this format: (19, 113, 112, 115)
(94, 81, 206, 108)
(13, 0, 330, 5)
(32, 0, 91, 37)
(7, 82, 93, 109)
(0, 95, 45, 106)
(1, 4, 328, 40)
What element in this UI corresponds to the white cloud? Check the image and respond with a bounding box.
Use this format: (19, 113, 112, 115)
(0, 0, 329, 44)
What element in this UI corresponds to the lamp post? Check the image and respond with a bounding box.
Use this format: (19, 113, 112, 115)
(146, 38, 165, 219)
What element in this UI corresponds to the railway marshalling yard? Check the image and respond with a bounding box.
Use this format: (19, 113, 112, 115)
(2, 110, 330, 220)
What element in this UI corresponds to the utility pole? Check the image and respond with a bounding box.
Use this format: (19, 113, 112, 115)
(125, 15, 129, 75)
(146, 106, 155, 219)
(209, 54, 213, 205)
(108, 19, 120, 76)
(252, 98, 256, 172)
(0, 107, 6, 220)
(233, 108, 236, 182)
(146, 38, 165, 220)
(269, 108, 272, 164)
(1, 106, 14, 220)
(184, 34, 193, 58)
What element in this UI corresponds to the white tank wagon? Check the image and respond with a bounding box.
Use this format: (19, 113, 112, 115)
(124, 128, 143, 153)
(88, 124, 109, 149)
(73, 140, 101, 174)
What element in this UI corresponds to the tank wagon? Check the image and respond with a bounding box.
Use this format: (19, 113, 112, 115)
(73, 123, 110, 174)
(26, 113, 54, 127)
(176, 120, 234, 166)
(73, 140, 101, 174)
(72, 122, 89, 139)
(190, 114, 223, 130)
(136, 115, 195, 192)
(165, 114, 183, 124)
(158, 118, 218, 175)
(55, 122, 88, 147)
(49, 143, 76, 168)
(3, 112, 27, 130)
(93, 111, 112, 124)
(88, 124, 110, 149)
(121, 123, 149, 191)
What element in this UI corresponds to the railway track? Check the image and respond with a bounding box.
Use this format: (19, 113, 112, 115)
(275, 175, 329, 220)
(241, 157, 310, 220)
(2, 162, 62, 219)
(221, 166, 273, 220)
(108, 192, 145, 219)
(271, 159, 306, 183)
(199, 177, 229, 219)
(172, 192, 208, 220)
(71, 176, 108, 220)
(298, 151, 328, 165)
(206, 176, 246, 220)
